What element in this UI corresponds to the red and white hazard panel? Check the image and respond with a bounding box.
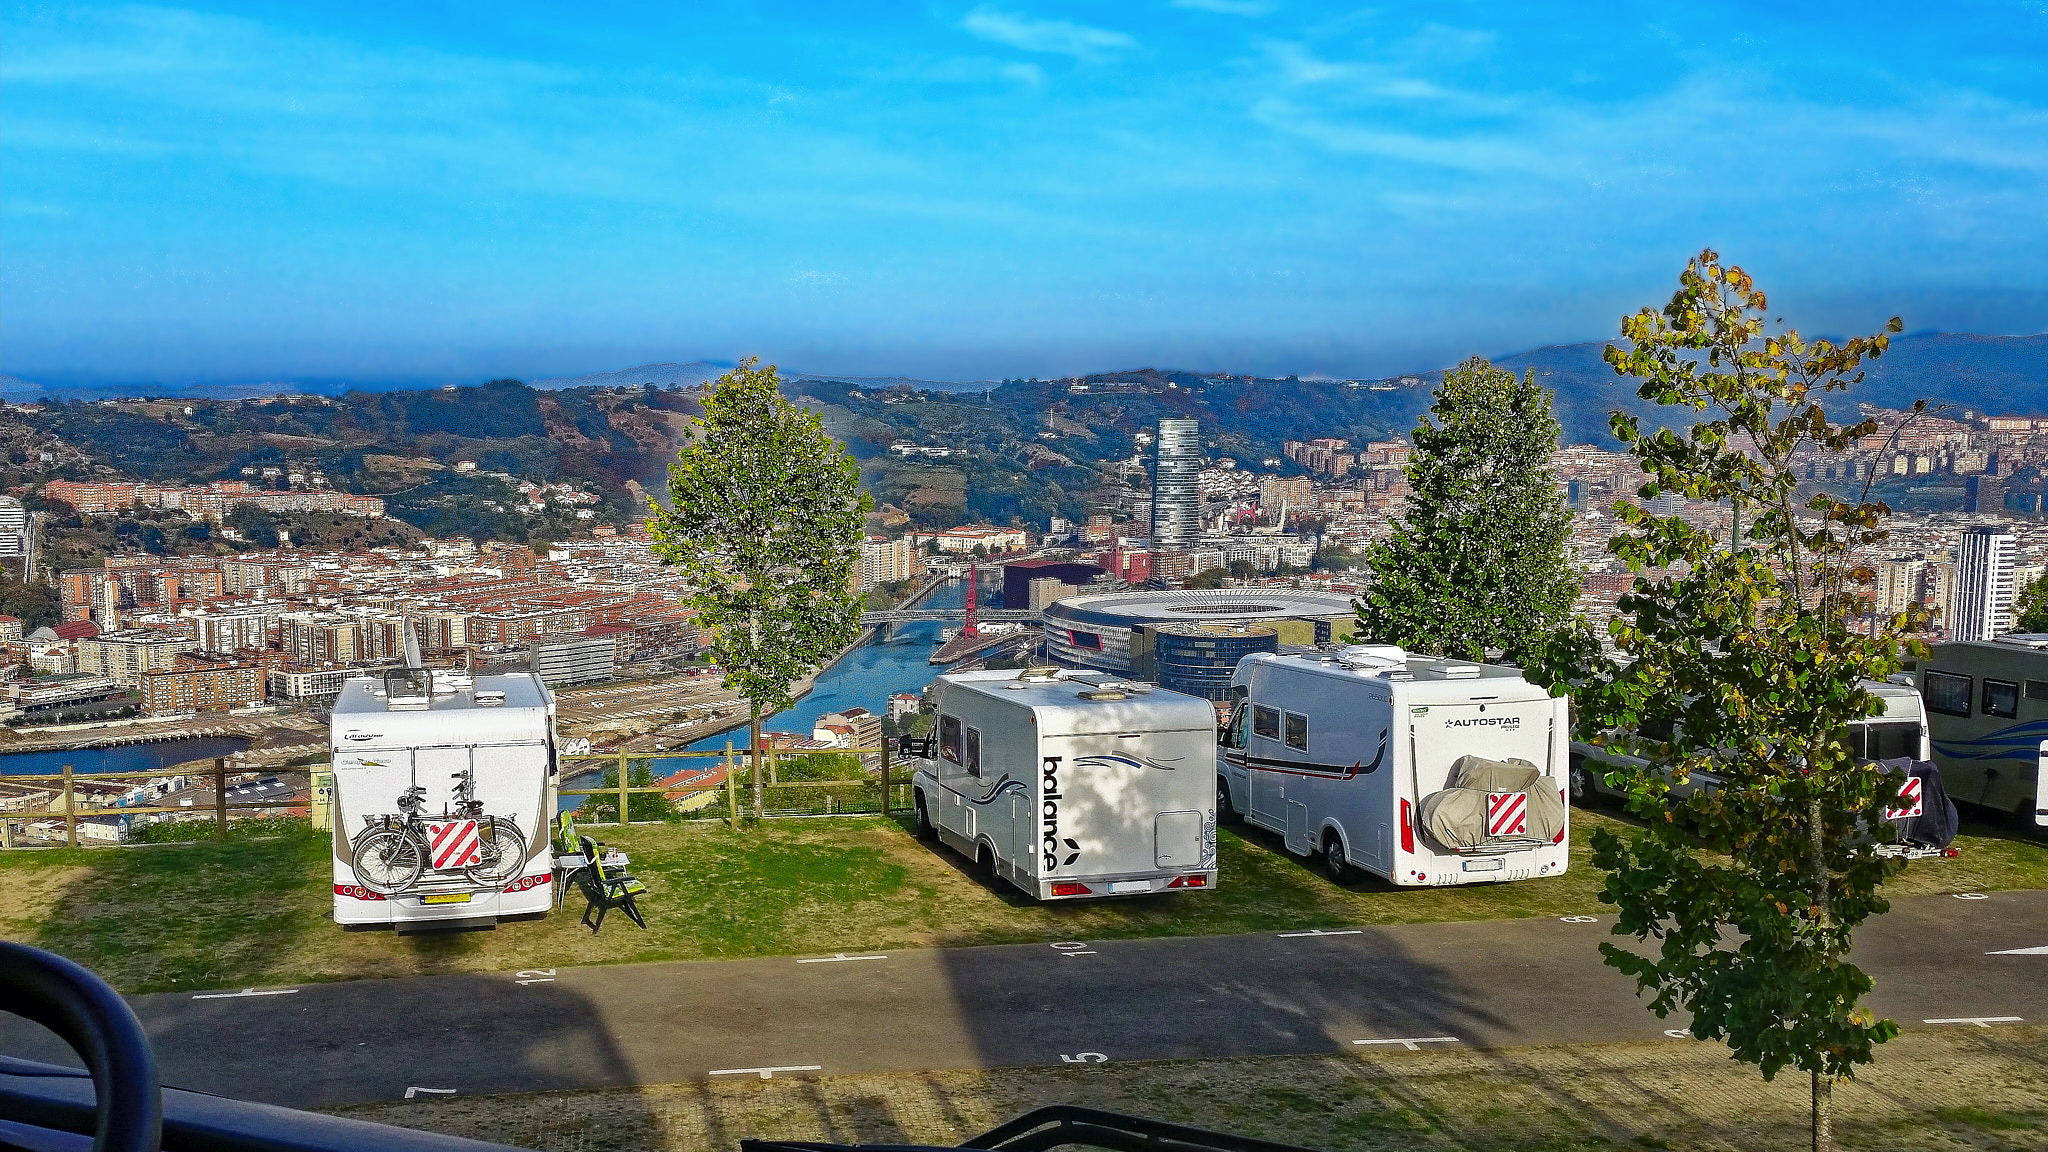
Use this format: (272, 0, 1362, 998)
(1487, 791, 1528, 836)
(1884, 777, 1923, 821)
(427, 820, 481, 869)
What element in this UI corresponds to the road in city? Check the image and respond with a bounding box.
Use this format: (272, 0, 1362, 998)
(3, 890, 2040, 1110)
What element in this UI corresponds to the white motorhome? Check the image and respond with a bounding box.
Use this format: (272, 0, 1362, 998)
(909, 668, 1218, 900)
(1916, 637, 2048, 828)
(1568, 679, 1930, 805)
(329, 669, 559, 929)
(1216, 646, 1572, 886)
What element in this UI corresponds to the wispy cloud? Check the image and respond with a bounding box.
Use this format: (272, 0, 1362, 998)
(959, 6, 1136, 61)
(1171, 0, 1270, 15)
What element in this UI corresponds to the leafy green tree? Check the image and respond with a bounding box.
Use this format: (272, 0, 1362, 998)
(649, 358, 870, 817)
(0, 577, 61, 631)
(1354, 356, 1576, 663)
(1184, 567, 1228, 589)
(2014, 573, 2048, 633)
(583, 762, 683, 824)
(1531, 251, 1919, 1152)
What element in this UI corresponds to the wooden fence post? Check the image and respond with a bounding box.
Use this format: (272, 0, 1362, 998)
(62, 763, 76, 849)
(617, 750, 630, 827)
(725, 740, 739, 831)
(215, 757, 229, 842)
(754, 746, 767, 821)
(879, 740, 892, 817)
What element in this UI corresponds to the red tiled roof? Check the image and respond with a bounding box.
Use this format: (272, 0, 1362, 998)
(53, 620, 100, 640)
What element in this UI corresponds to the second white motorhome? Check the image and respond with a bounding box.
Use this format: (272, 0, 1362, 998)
(909, 667, 1219, 900)
(1216, 646, 1572, 886)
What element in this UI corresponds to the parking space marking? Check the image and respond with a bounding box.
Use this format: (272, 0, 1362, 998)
(1953, 892, 1991, 900)
(1353, 1036, 1459, 1051)
(405, 1086, 457, 1098)
(1923, 1016, 2024, 1028)
(1559, 916, 1599, 924)
(710, 1065, 822, 1080)
(1277, 929, 1363, 939)
(1050, 941, 1099, 957)
(193, 987, 300, 1000)
(1986, 946, 2048, 956)
(797, 953, 889, 964)
(514, 969, 557, 985)
(1061, 1052, 1109, 1063)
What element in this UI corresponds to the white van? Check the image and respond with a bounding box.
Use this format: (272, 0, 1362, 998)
(1216, 646, 1572, 886)
(909, 668, 1219, 900)
(330, 669, 558, 929)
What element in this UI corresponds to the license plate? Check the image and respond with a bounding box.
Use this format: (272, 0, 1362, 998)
(1462, 858, 1504, 872)
(1108, 880, 1152, 894)
(422, 893, 473, 905)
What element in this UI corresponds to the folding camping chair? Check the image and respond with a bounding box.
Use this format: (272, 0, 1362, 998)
(569, 833, 648, 932)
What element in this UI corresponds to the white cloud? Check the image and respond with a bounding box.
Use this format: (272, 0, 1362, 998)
(1171, 0, 1271, 15)
(959, 7, 1137, 61)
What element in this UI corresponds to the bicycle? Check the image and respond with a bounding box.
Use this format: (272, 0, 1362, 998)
(350, 768, 530, 896)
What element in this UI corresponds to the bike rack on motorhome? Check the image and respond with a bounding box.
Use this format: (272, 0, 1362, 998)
(1917, 635, 2048, 829)
(329, 668, 559, 929)
(907, 667, 1219, 900)
(1217, 645, 1572, 886)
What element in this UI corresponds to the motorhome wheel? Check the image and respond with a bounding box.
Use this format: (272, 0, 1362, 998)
(914, 793, 934, 841)
(1323, 832, 1354, 885)
(1217, 777, 1239, 824)
(977, 842, 998, 882)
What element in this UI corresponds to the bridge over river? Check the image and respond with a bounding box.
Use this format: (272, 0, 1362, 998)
(857, 607, 1036, 626)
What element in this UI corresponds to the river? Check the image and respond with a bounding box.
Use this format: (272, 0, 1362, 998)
(684, 577, 973, 751)
(0, 735, 256, 777)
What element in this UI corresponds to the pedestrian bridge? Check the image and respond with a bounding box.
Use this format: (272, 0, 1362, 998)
(858, 608, 1037, 626)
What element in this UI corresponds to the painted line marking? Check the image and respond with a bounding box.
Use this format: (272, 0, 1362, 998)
(405, 1086, 457, 1098)
(709, 1065, 822, 1080)
(1664, 1030, 1692, 1039)
(1953, 892, 1991, 900)
(1924, 1017, 2024, 1028)
(1353, 1036, 1460, 1051)
(514, 968, 557, 985)
(797, 953, 889, 964)
(1061, 1052, 1109, 1063)
(1062, 951, 1098, 957)
(192, 988, 300, 1000)
(1559, 916, 1599, 924)
(1277, 928, 1364, 938)
(1987, 946, 2048, 956)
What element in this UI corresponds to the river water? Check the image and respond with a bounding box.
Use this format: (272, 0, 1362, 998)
(685, 578, 971, 751)
(0, 735, 256, 777)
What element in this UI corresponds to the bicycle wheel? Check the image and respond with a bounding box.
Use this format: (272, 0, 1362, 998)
(465, 819, 528, 887)
(352, 828, 424, 895)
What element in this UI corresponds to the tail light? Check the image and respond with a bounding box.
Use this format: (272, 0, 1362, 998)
(1399, 798, 1414, 853)
(1050, 881, 1093, 896)
(1166, 874, 1209, 889)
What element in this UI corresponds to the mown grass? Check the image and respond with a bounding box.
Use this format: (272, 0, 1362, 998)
(3, 810, 2043, 994)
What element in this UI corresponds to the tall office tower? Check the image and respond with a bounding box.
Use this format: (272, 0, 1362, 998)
(1952, 525, 2017, 642)
(1151, 418, 1202, 549)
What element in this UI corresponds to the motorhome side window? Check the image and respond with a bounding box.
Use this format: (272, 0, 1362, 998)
(1984, 678, 2019, 719)
(2027, 680, 2048, 702)
(1223, 704, 1247, 749)
(1924, 671, 1971, 717)
(965, 726, 982, 777)
(939, 715, 963, 764)
(1252, 705, 1280, 741)
(1284, 711, 1308, 751)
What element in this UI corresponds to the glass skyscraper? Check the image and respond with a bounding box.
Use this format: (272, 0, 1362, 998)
(1151, 418, 1201, 549)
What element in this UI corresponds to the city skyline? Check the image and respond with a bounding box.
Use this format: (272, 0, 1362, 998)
(5, 3, 2044, 388)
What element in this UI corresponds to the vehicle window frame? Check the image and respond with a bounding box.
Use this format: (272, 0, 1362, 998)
(1984, 678, 2019, 720)
(965, 725, 982, 777)
(1283, 710, 1308, 752)
(1221, 703, 1247, 750)
(1251, 704, 1280, 741)
(939, 714, 963, 764)
(1923, 670, 1972, 717)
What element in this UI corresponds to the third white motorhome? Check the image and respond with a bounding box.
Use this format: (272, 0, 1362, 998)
(909, 667, 1219, 900)
(1216, 646, 1572, 886)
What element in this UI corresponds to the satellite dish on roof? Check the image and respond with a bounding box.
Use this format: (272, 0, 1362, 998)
(402, 619, 423, 670)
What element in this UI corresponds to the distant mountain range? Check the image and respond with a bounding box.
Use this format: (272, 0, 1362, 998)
(5, 333, 2040, 435)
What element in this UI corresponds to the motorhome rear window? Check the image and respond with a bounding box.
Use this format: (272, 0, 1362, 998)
(965, 726, 981, 776)
(1284, 711, 1308, 751)
(1252, 705, 1280, 740)
(939, 715, 963, 764)
(1924, 671, 1971, 717)
(1984, 678, 2019, 719)
(1854, 721, 1921, 762)
(2028, 679, 2048, 701)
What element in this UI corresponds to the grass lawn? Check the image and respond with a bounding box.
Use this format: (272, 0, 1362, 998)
(340, 1026, 2048, 1152)
(4, 809, 2044, 994)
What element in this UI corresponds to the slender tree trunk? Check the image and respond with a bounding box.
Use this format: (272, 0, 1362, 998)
(1812, 1069, 1832, 1152)
(750, 702, 763, 821)
(1807, 793, 1835, 1152)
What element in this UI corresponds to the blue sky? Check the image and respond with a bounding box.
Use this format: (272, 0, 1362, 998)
(4, 2, 2045, 386)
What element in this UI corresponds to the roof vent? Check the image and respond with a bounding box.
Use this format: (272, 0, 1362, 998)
(1441, 664, 1483, 680)
(1078, 689, 1128, 701)
(474, 690, 506, 707)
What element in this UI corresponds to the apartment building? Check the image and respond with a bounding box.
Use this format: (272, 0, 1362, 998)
(140, 659, 265, 715)
(858, 536, 919, 591)
(77, 629, 197, 686)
